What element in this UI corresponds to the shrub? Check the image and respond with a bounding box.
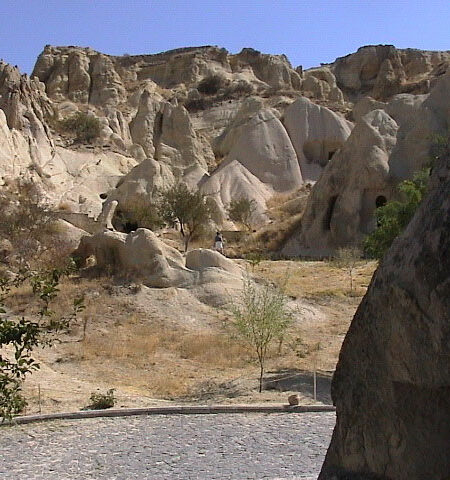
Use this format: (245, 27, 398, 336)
(60, 112, 101, 143)
(0, 265, 84, 421)
(0, 179, 54, 268)
(197, 74, 227, 95)
(227, 197, 256, 230)
(87, 389, 116, 410)
(184, 97, 214, 112)
(114, 195, 163, 233)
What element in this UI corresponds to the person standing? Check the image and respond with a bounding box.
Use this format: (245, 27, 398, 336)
(214, 231, 224, 254)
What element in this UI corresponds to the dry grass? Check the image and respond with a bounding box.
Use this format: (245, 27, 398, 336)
(266, 185, 312, 221)
(12, 259, 379, 411)
(73, 323, 249, 370)
(252, 259, 377, 299)
(173, 332, 249, 367)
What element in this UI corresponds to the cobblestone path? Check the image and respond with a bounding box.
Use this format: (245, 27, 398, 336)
(0, 412, 335, 479)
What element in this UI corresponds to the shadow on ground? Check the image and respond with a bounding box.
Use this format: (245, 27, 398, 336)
(264, 368, 333, 404)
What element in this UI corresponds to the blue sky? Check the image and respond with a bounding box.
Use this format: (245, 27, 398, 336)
(1, 1, 449, 74)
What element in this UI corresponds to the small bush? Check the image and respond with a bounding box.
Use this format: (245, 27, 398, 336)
(222, 81, 254, 100)
(60, 112, 101, 143)
(227, 197, 256, 230)
(113, 195, 163, 233)
(197, 74, 227, 95)
(184, 97, 214, 112)
(87, 389, 116, 410)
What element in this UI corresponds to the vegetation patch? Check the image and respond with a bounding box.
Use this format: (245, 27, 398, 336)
(59, 112, 101, 143)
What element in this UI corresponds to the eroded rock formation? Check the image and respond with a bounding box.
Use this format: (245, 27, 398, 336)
(1, 43, 449, 246)
(282, 70, 450, 256)
(73, 228, 243, 306)
(318, 149, 450, 480)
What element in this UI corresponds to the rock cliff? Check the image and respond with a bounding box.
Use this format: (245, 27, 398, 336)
(0, 43, 448, 245)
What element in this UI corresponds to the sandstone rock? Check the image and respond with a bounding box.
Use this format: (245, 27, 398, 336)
(199, 160, 273, 226)
(72, 228, 244, 306)
(158, 102, 211, 170)
(129, 89, 162, 157)
(302, 67, 344, 104)
(186, 248, 242, 276)
(282, 109, 398, 256)
(73, 228, 195, 288)
(318, 150, 450, 480)
(331, 44, 450, 101)
(101, 157, 175, 221)
(232, 48, 302, 90)
(213, 102, 303, 192)
(283, 70, 450, 256)
(97, 200, 118, 230)
(389, 70, 450, 181)
(282, 97, 353, 181)
(352, 94, 427, 126)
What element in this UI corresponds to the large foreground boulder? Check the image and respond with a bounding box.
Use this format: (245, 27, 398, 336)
(319, 152, 450, 479)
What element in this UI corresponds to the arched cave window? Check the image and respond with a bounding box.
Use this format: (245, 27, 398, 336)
(323, 195, 338, 231)
(99, 193, 108, 200)
(375, 195, 387, 208)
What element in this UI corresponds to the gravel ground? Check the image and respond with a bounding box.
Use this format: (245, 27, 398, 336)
(0, 412, 335, 479)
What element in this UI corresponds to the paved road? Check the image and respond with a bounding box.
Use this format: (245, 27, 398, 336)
(0, 412, 335, 479)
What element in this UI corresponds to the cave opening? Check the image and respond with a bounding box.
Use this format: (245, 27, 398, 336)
(324, 195, 338, 231)
(376, 195, 387, 208)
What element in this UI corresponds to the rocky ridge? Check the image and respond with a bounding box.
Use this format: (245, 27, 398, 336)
(0, 44, 448, 252)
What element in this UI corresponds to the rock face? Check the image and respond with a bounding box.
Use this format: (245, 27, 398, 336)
(318, 151, 450, 480)
(302, 66, 344, 105)
(73, 228, 194, 288)
(282, 97, 353, 181)
(200, 159, 273, 225)
(1, 43, 449, 242)
(33, 45, 303, 99)
(282, 70, 450, 256)
(282, 109, 398, 256)
(331, 44, 450, 101)
(213, 102, 303, 192)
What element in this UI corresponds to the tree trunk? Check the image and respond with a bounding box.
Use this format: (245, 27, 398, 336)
(184, 234, 190, 253)
(259, 362, 264, 393)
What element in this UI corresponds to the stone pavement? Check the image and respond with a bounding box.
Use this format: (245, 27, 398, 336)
(0, 412, 335, 479)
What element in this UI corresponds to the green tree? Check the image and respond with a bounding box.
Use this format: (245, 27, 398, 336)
(158, 184, 214, 252)
(231, 276, 292, 392)
(227, 197, 256, 230)
(364, 168, 430, 259)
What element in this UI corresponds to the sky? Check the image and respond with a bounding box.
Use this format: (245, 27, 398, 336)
(1, 0, 449, 74)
